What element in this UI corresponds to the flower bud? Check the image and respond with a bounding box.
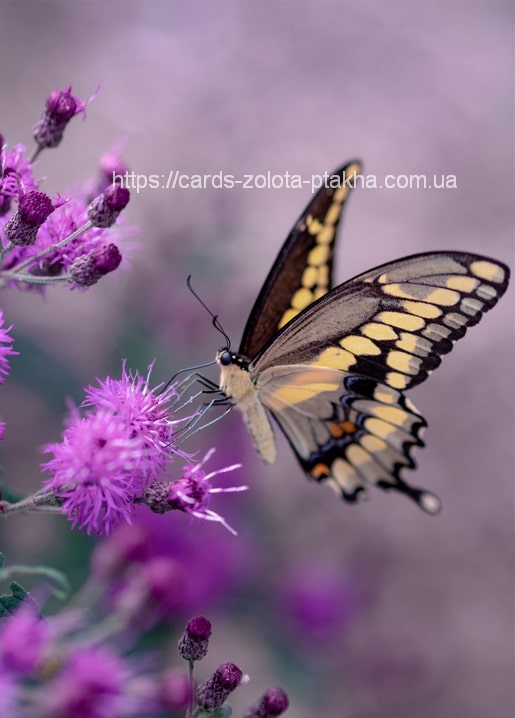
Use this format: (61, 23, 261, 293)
(69, 243, 122, 286)
(87, 184, 130, 228)
(243, 687, 290, 717)
(196, 662, 242, 711)
(4, 191, 55, 245)
(178, 616, 212, 662)
(33, 87, 83, 150)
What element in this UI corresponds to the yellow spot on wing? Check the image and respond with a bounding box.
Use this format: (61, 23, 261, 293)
(402, 300, 441, 318)
(312, 346, 356, 370)
(395, 333, 432, 356)
(308, 244, 330, 266)
(270, 369, 340, 405)
(446, 276, 479, 291)
(386, 350, 422, 375)
(424, 287, 461, 306)
(377, 311, 425, 331)
(317, 225, 335, 244)
(372, 405, 411, 427)
(470, 260, 505, 283)
(302, 266, 318, 288)
(361, 322, 398, 341)
(306, 215, 323, 235)
(339, 335, 381, 356)
(291, 287, 313, 310)
(386, 372, 410, 389)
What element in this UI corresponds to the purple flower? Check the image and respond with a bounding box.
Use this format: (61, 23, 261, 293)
(243, 687, 290, 717)
(88, 185, 130, 228)
(42, 363, 198, 535)
(196, 662, 243, 711)
(42, 409, 146, 535)
(41, 646, 129, 718)
(143, 448, 246, 534)
(69, 242, 122, 286)
(0, 608, 50, 676)
(0, 309, 17, 383)
(178, 615, 212, 661)
(33, 86, 87, 151)
(4, 191, 57, 246)
(83, 361, 188, 474)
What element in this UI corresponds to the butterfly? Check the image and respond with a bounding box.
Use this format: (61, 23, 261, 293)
(216, 162, 510, 513)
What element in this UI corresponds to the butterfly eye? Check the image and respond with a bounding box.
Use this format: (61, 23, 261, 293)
(219, 351, 233, 366)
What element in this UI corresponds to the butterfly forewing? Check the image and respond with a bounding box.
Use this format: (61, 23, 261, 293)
(239, 161, 361, 358)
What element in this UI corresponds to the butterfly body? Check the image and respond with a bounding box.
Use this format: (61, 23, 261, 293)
(216, 162, 510, 512)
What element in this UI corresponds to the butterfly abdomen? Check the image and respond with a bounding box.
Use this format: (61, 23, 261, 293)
(218, 352, 277, 463)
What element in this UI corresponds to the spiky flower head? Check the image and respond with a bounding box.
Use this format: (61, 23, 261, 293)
(42, 362, 189, 535)
(142, 448, 246, 534)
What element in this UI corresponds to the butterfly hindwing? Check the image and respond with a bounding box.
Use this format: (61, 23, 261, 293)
(239, 161, 361, 358)
(250, 252, 509, 509)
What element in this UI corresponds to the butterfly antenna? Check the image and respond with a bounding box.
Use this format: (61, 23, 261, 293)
(164, 359, 218, 390)
(187, 275, 231, 349)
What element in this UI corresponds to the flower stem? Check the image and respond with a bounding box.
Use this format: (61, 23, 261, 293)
(10, 220, 93, 275)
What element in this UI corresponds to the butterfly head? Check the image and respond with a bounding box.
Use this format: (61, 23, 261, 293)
(216, 349, 249, 371)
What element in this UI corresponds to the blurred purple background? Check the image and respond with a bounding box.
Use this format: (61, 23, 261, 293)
(0, 3, 513, 717)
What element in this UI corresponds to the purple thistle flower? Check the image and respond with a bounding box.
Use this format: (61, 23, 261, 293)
(88, 184, 130, 228)
(42, 363, 198, 536)
(0, 309, 17, 383)
(4, 190, 57, 246)
(196, 662, 243, 712)
(42, 408, 147, 535)
(69, 242, 122, 286)
(40, 646, 128, 718)
(243, 687, 290, 718)
(143, 448, 246, 534)
(0, 608, 50, 676)
(33, 86, 86, 151)
(178, 615, 212, 662)
(83, 361, 189, 475)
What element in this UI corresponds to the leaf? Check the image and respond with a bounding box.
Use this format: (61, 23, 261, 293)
(0, 564, 70, 600)
(0, 581, 37, 618)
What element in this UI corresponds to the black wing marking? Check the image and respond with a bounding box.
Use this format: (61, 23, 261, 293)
(239, 161, 361, 359)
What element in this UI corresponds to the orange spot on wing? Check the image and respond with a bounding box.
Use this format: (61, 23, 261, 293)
(328, 421, 357, 437)
(311, 463, 330, 479)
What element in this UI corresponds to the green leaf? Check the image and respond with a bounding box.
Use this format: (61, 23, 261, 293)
(0, 581, 37, 618)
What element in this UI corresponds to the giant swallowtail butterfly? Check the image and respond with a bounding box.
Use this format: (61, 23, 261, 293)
(217, 162, 509, 512)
